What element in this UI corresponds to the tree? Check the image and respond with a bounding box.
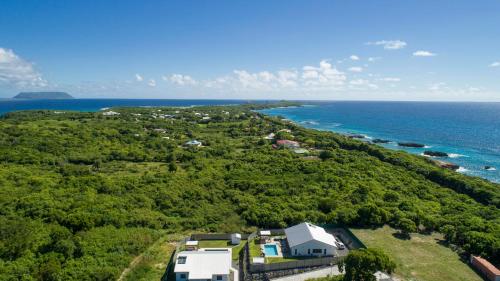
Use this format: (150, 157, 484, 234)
(319, 150, 334, 161)
(343, 248, 396, 281)
(168, 161, 177, 172)
(396, 217, 417, 238)
(275, 131, 293, 140)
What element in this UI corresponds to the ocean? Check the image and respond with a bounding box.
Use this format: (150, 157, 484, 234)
(260, 101, 500, 183)
(1, 99, 499, 183)
(0, 99, 253, 115)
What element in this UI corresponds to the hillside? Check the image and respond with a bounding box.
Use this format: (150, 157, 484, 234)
(0, 103, 498, 280)
(13, 91, 74, 99)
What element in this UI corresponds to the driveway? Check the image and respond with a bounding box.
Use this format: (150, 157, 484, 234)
(270, 266, 341, 281)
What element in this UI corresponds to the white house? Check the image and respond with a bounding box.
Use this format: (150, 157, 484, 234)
(285, 222, 337, 257)
(174, 250, 238, 281)
(264, 133, 275, 140)
(102, 111, 120, 116)
(185, 140, 202, 147)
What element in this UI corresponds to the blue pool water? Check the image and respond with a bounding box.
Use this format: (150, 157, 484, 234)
(260, 101, 500, 183)
(264, 244, 279, 256)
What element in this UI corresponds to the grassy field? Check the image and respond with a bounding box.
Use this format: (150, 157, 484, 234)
(198, 239, 246, 260)
(350, 226, 482, 281)
(123, 235, 177, 281)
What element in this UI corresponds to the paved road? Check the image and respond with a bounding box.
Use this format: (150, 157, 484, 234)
(270, 266, 341, 281)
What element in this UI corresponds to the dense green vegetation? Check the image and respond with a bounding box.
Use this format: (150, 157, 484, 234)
(341, 248, 395, 281)
(0, 103, 498, 280)
(306, 248, 395, 281)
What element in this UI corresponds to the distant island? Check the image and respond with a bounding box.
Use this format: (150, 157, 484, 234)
(13, 91, 74, 99)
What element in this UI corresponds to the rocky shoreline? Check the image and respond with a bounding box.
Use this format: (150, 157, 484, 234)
(398, 142, 426, 148)
(423, 150, 449, 157)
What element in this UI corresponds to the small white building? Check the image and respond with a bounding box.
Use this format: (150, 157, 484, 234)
(259, 230, 271, 244)
(185, 241, 199, 251)
(185, 140, 202, 147)
(285, 222, 337, 257)
(102, 111, 120, 116)
(252, 257, 265, 264)
(174, 250, 238, 281)
(231, 233, 241, 245)
(264, 133, 275, 140)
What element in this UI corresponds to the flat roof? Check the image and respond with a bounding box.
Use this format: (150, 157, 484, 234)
(260, 230, 271, 236)
(252, 257, 265, 264)
(186, 241, 198, 246)
(174, 251, 231, 279)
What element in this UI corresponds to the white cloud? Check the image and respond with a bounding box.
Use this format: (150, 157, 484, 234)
(348, 67, 363, 73)
(233, 70, 272, 89)
(276, 70, 299, 87)
(349, 79, 378, 89)
(379, 77, 401, 82)
(350, 79, 368, 85)
(228, 69, 300, 91)
(168, 74, 197, 86)
(0, 47, 47, 88)
(413, 50, 437, 57)
(135, 74, 143, 82)
(366, 40, 407, 50)
(179, 60, 346, 93)
(427, 82, 487, 99)
(301, 60, 346, 88)
(489, 62, 500, 67)
(148, 79, 156, 87)
(350, 55, 360, 61)
(429, 82, 447, 91)
(368, 57, 381, 62)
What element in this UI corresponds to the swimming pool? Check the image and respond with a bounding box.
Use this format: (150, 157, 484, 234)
(264, 244, 279, 257)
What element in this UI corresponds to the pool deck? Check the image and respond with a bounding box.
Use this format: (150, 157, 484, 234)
(261, 242, 283, 258)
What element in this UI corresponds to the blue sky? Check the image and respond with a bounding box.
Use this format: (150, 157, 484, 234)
(1, 0, 499, 101)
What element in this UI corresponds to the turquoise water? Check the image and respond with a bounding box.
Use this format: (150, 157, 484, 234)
(264, 244, 278, 256)
(260, 102, 500, 183)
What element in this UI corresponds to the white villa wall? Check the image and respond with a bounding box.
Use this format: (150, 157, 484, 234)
(290, 240, 336, 257)
(175, 272, 229, 281)
(176, 272, 188, 281)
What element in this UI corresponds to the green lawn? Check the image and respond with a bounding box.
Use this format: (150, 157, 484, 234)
(247, 238, 309, 264)
(198, 240, 232, 248)
(248, 238, 263, 259)
(198, 239, 246, 260)
(350, 226, 482, 281)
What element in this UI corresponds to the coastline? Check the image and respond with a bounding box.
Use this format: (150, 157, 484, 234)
(0, 99, 498, 183)
(259, 103, 500, 183)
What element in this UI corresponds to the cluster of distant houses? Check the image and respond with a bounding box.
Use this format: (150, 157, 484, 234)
(266, 129, 309, 154)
